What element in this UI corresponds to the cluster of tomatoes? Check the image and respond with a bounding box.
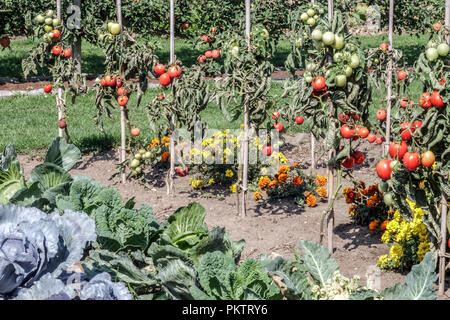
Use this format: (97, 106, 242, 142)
(99, 74, 129, 107)
(197, 49, 221, 64)
(51, 42, 72, 59)
(299, 5, 324, 27)
(418, 89, 445, 109)
(154, 63, 182, 87)
(340, 113, 382, 144)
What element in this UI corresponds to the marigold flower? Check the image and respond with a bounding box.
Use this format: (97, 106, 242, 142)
(306, 194, 317, 207)
(258, 176, 271, 190)
(315, 175, 327, 186)
(278, 165, 290, 174)
(292, 176, 303, 185)
(254, 191, 263, 201)
(225, 169, 234, 177)
(380, 220, 390, 231)
(161, 151, 170, 162)
(368, 185, 379, 195)
(230, 184, 237, 193)
(277, 173, 288, 183)
(366, 194, 380, 207)
(369, 220, 380, 232)
(316, 187, 327, 199)
(304, 191, 311, 197)
(293, 162, 299, 167)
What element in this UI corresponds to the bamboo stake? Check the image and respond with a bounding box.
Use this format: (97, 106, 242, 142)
(73, 0, 82, 74)
(326, 0, 334, 253)
(384, 0, 394, 156)
(168, 0, 176, 196)
(438, 0, 450, 297)
(116, 0, 126, 184)
(240, 0, 251, 217)
(56, 0, 63, 138)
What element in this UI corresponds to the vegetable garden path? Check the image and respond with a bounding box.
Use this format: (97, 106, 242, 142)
(18, 132, 450, 299)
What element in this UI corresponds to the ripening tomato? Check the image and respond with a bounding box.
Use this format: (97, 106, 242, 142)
(311, 76, 326, 91)
(367, 133, 377, 143)
(43, 84, 52, 93)
(117, 87, 128, 96)
(389, 141, 408, 160)
(397, 70, 407, 80)
(357, 127, 369, 138)
(51, 29, 61, 39)
(154, 64, 165, 75)
(338, 112, 350, 124)
(380, 43, 389, 51)
(52, 45, 62, 55)
(130, 128, 140, 136)
(202, 34, 211, 43)
(403, 152, 420, 171)
(375, 136, 384, 145)
(352, 151, 365, 165)
(159, 73, 171, 86)
(262, 145, 273, 156)
(430, 90, 444, 107)
(117, 95, 128, 106)
(197, 55, 207, 64)
(58, 118, 67, 129)
(421, 150, 435, 167)
(419, 92, 432, 109)
(295, 116, 304, 125)
(376, 109, 387, 121)
(340, 124, 356, 139)
(433, 22, 442, 31)
(342, 156, 355, 169)
(211, 49, 221, 59)
(400, 97, 409, 108)
(272, 111, 280, 120)
(274, 122, 284, 132)
(205, 50, 213, 59)
(63, 48, 71, 58)
(376, 159, 392, 180)
(168, 65, 181, 79)
(105, 75, 116, 87)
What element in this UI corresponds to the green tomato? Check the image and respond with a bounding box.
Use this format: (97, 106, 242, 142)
(52, 18, 61, 27)
(332, 34, 345, 50)
(98, 34, 105, 42)
(130, 159, 140, 168)
(426, 47, 439, 62)
(426, 40, 438, 49)
(383, 192, 393, 207)
(313, 15, 319, 20)
(374, 58, 380, 64)
(134, 153, 142, 160)
(335, 75, 347, 87)
(322, 32, 335, 46)
(345, 43, 356, 51)
(333, 52, 342, 62)
(349, 54, 360, 68)
(300, 12, 309, 22)
(109, 22, 121, 35)
(390, 160, 401, 171)
(261, 28, 269, 40)
(303, 71, 313, 83)
(35, 14, 45, 24)
(306, 17, 316, 26)
(295, 37, 303, 48)
(307, 8, 315, 17)
(131, 170, 138, 176)
(45, 17, 53, 25)
(379, 181, 389, 193)
(135, 167, 142, 174)
(231, 45, 239, 58)
(311, 29, 323, 41)
(144, 151, 152, 159)
(325, 69, 332, 78)
(139, 149, 146, 155)
(46, 10, 54, 18)
(437, 43, 449, 57)
(306, 62, 317, 72)
(345, 66, 353, 77)
(319, 8, 325, 14)
(43, 34, 52, 43)
(44, 25, 53, 33)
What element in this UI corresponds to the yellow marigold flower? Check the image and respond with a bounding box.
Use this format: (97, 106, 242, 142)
(254, 191, 263, 201)
(377, 254, 390, 268)
(315, 175, 328, 186)
(381, 230, 391, 244)
(292, 176, 303, 186)
(277, 173, 288, 183)
(306, 194, 317, 207)
(389, 244, 403, 267)
(161, 151, 170, 162)
(225, 169, 234, 177)
(152, 138, 160, 145)
(316, 187, 327, 199)
(162, 136, 170, 144)
(191, 179, 204, 189)
(208, 178, 215, 184)
(278, 165, 290, 174)
(230, 184, 237, 193)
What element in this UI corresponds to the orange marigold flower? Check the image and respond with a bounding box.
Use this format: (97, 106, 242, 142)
(369, 220, 380, 232)
(293, 162, 299, 167)
(277, 173, 288, 183)
(388, 209, 395, 215)
(315, 175, 327, 186)
(152, 138, 160, 145)
(254, 191, 263, 201)
(316, 187, 327, 199)
(366, 194, 380, 207)
(258, 176, 271, 190)
(268, 181, 277, 188)
(162, 136, 170, 144)
(380, 220, 390, 231)
(355, 181, 366, 190)
(161, 151, 170, 162)
(278, 165, 290, 174)
(342, 187, 353, 195)
(367, 185, 379, 195)
(348, 205, 357, 216)
(292, 176, 303, 185)
(304, 191, 311, 197)
(306, 194, 317, 207)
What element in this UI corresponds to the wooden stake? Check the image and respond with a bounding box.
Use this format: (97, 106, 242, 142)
(56, 0, 63, 138)
(168, 0, 176, 196)
(384, 0, 394, 156)
(311, 134, 316, 171)
(116, 0, 126, 184)
(73, 0, 82, 74)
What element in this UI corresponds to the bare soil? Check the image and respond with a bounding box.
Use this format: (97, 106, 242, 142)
(18, 132, 450, 299)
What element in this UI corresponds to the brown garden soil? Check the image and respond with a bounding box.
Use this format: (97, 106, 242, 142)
(18, 132, 450, 299)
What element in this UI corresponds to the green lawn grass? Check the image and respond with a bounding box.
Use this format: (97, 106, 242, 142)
(0, 33, 429, 78)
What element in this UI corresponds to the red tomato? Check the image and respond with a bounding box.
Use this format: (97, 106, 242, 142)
(63, 48, 71, 58)
(272, 111, 280, 120)
(0, 36, 10, 48)
(376, 159, 392, 180)
(262, 145, 273, 156)
(440, 78, 446, 85)
(311, 76, 326, 91)
(205, 50, 213, 59)
(376, 109, 387, 121)
(397, 70, 407, 80)
(159, 73, 171, 86)
(400, 98, 409, 108)
(52, 29, 61, 39)
(400, 122, 414, 141)
(197, 55, 207, 64)
(130, 128, 140, 136)
(58, 118, 67, 129)
(211, 49, 221, 59)
(403, 152, 420, 171)
(352, 151, 365, 165)
(357, 127, 369, 138)
(338, 112, 350, 124)
(52, 45, 62, 56)
(157, 93, 165, 100)
(274, 122, 284, 132)
(340, 124, 356, 139)
(43, 84, 52, 93)
(117, 87, 128, 96)
(430, 90, 444, 107)
(202, 34, 211, 43)
(100, 78, 107, 87)
(115, 77, 124, 88)
(168, 65, 181, 79)
(106, 75, 116, 87)
(412, 120, 422, 129)
(367, 133, 377, 143)
(389, 141, 408, 160)
(421, 150, 435, 167)
(342, 156, 355, 169)
(380, 43, 389, 51)
(419, 92, 432, 109)
(433, 22, 442, 31)
(117, 95, 128, 106)
(154, 64, 165, 75)
(295, 116, 304, 125)
(375, 136, 384, 144)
